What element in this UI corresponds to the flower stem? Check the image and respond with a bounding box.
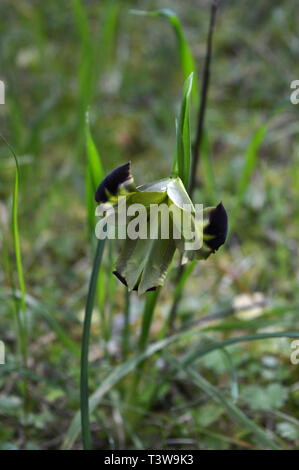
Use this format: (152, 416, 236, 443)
(80, 238, 105, 450)
(190, 0, 220, 197)
(127, 289, 160, 406)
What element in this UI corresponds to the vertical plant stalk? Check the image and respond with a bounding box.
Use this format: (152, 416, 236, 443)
(163, 260, 197, 334)
(190, 0, 220, 197)
(127, 289, 160, 404)
(138, 290, 160, 351)
(168, 1, 221, 330)
(13, 167, 28, 365)
(107, 240, 116, 342)
(80, 239, 105, 450)
(122, 290, 131, 360)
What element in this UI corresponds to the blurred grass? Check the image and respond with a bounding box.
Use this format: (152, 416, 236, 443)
(0, 0, 299, 450)
(0, 135, 29, 413)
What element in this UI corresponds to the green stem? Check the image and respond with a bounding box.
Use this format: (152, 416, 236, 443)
(138, 289, 160, 350)
(162, 260, 197, 335)
(80, 239, 105, 450)
(127, 289, 160, 404)
(122, 290, 131, 360)
(168, 1, 220, 328)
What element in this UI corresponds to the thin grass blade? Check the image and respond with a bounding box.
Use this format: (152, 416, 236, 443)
(63, 326, 198, 449)
(80, 239, 106, 449)
(173, 73, 193, 189)
(182, 331, 299, 366)
(85, 112, 104, 240)
(230, 122, 268, 234)
(131, 9, 198, 103)
(184, 367, 280, 449)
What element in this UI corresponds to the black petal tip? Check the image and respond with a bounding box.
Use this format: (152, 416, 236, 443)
(113, 270, 128, 287)
(95, 162, 132, 203)
(113, 271, 157, 293)
(145, 286, 157, 292)
(204, 202, 228, 252)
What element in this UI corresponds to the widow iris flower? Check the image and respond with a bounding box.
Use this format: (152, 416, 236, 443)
(95, 163, 228, 294)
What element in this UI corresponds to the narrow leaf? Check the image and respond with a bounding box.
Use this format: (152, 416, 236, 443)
(173, 73, 193, 189)
(131, 9, 198, 102)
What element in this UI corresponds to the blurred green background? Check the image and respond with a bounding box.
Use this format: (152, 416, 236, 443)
(0, 0, 299, 450)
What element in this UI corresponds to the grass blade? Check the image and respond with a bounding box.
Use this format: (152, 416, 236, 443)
(131, 9, 198, 103)
(122, 290, 131, 360)
(85, 112, 104, 241)
(0, 291, 80, 357)
(230, 122, 268, 234)
(173, 72, 193, 189)
(182, 331, 299, 366)
(138, 289, 160, 352)
(63, 327, 193, 450)
(80, 239, 106, 450)
(0, 134, 28, 407)
(127, 289, 160, 404)
(161, 260, 197, 337)
(184, 367, 280, 449)
(201, 130, 217, 204)
(86, 113, 104, 190)
(220, 348, 239, 404)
